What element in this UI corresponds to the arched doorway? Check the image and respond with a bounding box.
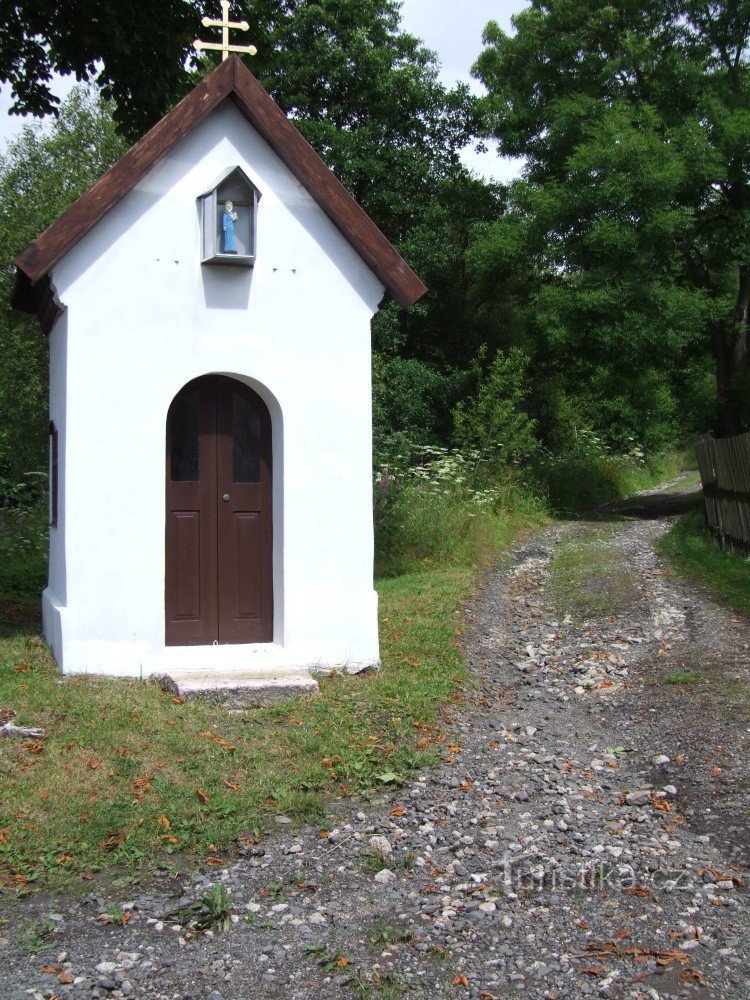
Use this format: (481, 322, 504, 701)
(165, 375, 273, 645)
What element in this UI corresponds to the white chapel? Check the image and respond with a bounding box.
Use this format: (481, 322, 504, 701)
(11, 52, 426, 698)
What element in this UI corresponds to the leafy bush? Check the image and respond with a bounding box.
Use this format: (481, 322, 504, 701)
(452, 348, 538, 466)
(535, 453, 639, 515)
(373, 355, 466, 463)
(532, 433, 686, 515)
(0, 498, 48, 599)
(374, 443, 546, 577)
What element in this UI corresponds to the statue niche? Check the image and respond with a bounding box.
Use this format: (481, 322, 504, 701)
(199, 165, 259, 267)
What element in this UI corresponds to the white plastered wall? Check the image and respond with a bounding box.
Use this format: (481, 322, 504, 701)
(43, 100, 384, 677)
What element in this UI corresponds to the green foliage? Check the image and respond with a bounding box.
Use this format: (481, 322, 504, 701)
(473, 0, 750, 437)
(246, 1, 479, 240)
(373, 356, 460, 456)
(535, 454, 644, 516)
(374, 444, 546, 577)
(0, 1, 209, 139)
(452, 348, 538, 466)
(533, 436, 687, 515)
(0, 88, 127, 488)
(658, 507, 750, 617)
(0, 497, 48, 600)
(665, 671, 703, 685)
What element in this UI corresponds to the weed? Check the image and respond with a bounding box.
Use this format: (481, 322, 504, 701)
(100, 904, 130, 927)
(264, 880, 285, 901)
(367, 916, 413, 949)
(350, 969, 409, 998)
(304, 943, 352, 972)
(165, 884, 232, 933)
(19, 917, 56, 953)
(665, 671, 702, 685)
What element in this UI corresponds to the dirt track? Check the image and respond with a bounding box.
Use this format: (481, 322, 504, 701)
(2, 482, 749, 999)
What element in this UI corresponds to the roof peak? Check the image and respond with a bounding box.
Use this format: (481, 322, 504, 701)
(13, 56, 426, 323)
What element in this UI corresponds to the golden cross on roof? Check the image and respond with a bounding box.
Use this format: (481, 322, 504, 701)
(194, 1, 258, 61)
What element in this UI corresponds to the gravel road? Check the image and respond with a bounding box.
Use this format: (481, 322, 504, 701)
(3, 493, 749, 1000)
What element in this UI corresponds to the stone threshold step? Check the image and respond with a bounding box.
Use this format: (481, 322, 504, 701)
(153, 672, 319, 708)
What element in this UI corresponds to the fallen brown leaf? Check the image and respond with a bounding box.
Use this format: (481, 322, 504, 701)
(623, 885, 652, 898)
(650, 794, 673, 812)
(680, 968, 708, 986)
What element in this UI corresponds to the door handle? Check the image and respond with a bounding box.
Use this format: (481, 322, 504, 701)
(222, 494, 230, 502)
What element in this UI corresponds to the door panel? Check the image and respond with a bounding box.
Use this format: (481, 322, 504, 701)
(216, 380, 273, 643)
(165, 376, 273, 646)
(231, 512, 263, 618)
(172, 511, 201, 618)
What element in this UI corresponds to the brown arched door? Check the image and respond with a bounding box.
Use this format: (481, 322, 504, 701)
(165, 376, 273, 645)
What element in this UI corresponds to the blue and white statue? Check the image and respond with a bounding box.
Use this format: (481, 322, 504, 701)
(222, 200, 239, 253)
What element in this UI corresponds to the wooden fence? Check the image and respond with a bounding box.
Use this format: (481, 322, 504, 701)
(695, 432, 750, 554)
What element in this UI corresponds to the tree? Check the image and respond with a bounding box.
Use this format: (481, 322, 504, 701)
(2, 2, 496, 461)
(474, 0, 750, 437)
(453, 348, 538, 465)
(245, 0, 478, 239)
(241, 1, 502, 444)
(0, 1, 211, 139)
(0, 88, 126, 485)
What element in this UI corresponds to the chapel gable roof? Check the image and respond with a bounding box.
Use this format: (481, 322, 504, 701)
(12, 55, 427, 328)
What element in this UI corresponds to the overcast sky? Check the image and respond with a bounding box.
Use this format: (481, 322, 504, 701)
(0, 0, 528, 181)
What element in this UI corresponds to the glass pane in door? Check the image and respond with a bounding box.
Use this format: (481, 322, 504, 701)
(169, 388, 200, 481)
(232, 392, 261, 483)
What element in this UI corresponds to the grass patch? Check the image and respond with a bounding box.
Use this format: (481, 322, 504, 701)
(665, 671, 702, 685)
(375, 474, 546, 578)
(548, 532, 642, 619)
(657, 508, 750, 618)
(0, 565, 483, 893)
(0, 455, 545, 891)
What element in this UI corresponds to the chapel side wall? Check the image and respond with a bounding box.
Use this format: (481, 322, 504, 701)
(41, 311, 68, 668)
(48, 102, 384, 675)
(46, 312, 67, 606)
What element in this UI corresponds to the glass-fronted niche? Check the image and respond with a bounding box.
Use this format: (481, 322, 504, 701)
(198, 165, 260, 267)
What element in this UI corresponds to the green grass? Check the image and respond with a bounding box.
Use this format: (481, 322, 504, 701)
(665, 671, 702, 685)
(0, 565, 478, 892)
(375, 478, 547, 578)
(657, 508, 750, 618)
(547, 530, 643, 619)
(0, 472, 546, 892)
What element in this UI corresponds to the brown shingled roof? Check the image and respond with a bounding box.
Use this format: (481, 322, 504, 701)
(12, 55, 427, 330)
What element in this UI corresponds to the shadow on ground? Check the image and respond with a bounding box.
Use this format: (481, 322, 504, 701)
(588, 485, 702, 520)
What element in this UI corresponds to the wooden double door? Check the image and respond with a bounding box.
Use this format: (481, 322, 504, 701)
(165, 376, 273, 645)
